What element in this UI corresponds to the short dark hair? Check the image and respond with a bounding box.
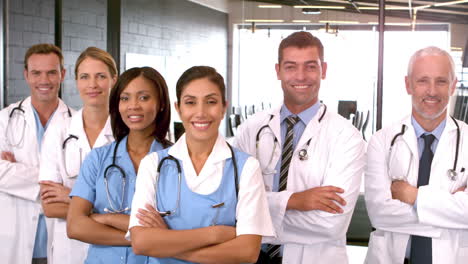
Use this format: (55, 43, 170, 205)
(109, 67, 171, 146)
(74, 47, 118, 79)
(278, 31, 324, 63)
(176, 66, 226, 106)
(24, 43, 64, 70)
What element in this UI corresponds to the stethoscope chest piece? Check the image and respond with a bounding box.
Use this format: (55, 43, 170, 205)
(298, 149, 308, 161)
(447, 169, 457, 181)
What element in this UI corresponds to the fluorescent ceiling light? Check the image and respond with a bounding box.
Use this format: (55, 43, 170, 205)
(368, 22, 412, 26)
(293, 20, 312, 23)
(294, 5, 346, 9)
(360, 6, 412, 10)
(451, 47, 463, 50)
(244, 19, 284, 23)
(258, 5, 282, 8)
(414, 4, 432, 9)
(434, 0, 468, 7)
(319, 20, 359, 24)
(302, 8, 321, 14)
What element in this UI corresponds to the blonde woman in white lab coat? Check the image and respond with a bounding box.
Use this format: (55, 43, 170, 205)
(38, 47, 117, 264)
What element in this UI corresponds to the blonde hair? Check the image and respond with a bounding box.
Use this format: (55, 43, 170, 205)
(74, 47, 118, 79)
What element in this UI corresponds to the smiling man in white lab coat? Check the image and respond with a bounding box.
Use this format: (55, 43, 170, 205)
(0, 44, 73, 264)
(365, 46, 468, 264)
(235, 31, 366, 263)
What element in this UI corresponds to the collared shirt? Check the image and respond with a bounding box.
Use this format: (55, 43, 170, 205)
(271, 101, 320, 191)
(411, 116, 446, 157)
(32, 105, 56, 259)
(70, 136, 163, 264)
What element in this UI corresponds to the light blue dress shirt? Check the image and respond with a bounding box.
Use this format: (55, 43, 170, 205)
(32, 106, 56, 259)
(70, 136, 164, 264)
(271, 101, 321, 192)
(411, 117, 446, 158)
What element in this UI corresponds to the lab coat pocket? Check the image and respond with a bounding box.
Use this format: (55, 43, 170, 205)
(460, 231, 468, 247)
(457, 231, 468, 264)
(365, 231, 390, 264)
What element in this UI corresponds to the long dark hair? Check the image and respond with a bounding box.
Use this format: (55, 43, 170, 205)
(109, 67, 171, 147)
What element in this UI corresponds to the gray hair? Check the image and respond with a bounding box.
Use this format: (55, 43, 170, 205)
(407, 46, 456, 81)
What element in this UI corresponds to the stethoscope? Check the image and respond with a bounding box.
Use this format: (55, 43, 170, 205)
(388, 116, 464, 181)
(103, 139, 129, 213)
(62, 134, 82, 178)
(154, 143, 239, 224)
(255, 104, 327, 169)
(6, 99, 72, 148)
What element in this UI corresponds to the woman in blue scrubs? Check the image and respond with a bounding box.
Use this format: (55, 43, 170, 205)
(128, 66, 274, 263)
(67, 67, 171, 264)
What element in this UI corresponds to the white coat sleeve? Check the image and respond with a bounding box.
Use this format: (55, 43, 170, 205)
(236, 157, 275, 237)
(365, 132, 420, 232)
(0, 108, 40, 201)
(417, 184, 468, 229)
(281, 128, 366, 244)
(127, 152, 159, 239)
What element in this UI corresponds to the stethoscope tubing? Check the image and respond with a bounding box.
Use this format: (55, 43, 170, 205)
(255, 104, 327, 162)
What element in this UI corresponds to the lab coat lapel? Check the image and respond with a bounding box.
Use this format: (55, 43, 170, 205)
(431, 117, 457, 185)
(400, 117, 419, 185)
(268, 106, 282, 146)
(296, 104, 324, 149)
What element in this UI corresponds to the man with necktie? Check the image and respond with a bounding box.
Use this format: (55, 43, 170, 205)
(235, 31, 366, 263)
(365, 46, 468, 264)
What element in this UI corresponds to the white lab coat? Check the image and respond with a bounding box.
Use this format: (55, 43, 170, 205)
(0, 97, 73, 264)
(39, 109, 114, 264)
(234, 104, 366, 264)
(365, 115, 468, 264)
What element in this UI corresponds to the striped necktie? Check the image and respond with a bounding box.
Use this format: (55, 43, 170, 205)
(410, 134, 435, 264)
(279, 115, 299, 191)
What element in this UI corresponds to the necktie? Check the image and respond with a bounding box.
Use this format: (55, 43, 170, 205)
(266, 116, 299, 261)
(278, 116, 299, 191)
(410, 134, 435, 264)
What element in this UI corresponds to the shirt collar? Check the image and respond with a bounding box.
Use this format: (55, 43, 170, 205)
(169, 133, 231, 163)
(280, 101, 320, 125)
(411, 116, 446, 140)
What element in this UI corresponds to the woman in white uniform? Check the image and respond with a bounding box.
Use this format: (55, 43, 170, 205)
(128, 66, 275, 264)
(67, 67, 172, 264)
(39, 47, 118, 264)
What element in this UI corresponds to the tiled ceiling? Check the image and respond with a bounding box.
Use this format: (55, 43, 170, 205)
(247, 0, 468, 24)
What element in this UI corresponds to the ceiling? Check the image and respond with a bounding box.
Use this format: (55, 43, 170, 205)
(247, 0, 468, 24)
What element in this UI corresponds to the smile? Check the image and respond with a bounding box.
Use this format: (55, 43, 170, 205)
(128, 115, 144, 122)
(292, 85, 309, 89)
(192, 122, 210, 130)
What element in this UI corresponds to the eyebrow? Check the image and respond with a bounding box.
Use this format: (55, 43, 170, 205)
(283, 60, 319, 65)
(121, 90, 151, 95)
(182, 93, 220, 99)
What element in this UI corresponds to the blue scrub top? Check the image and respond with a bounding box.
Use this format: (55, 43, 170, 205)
(70, 136, 164, 264)
(148, 147, 249, 264)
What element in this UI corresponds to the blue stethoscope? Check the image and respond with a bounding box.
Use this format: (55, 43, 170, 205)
(388, 116, 464, 181)
(103, 139, 129, 213)
(6, 99, 72, 148)
(255, 104, 327, 169)
(154, 142, 239, 223)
